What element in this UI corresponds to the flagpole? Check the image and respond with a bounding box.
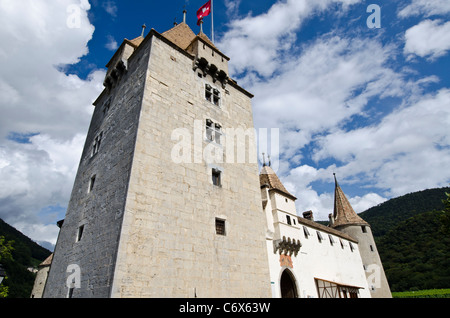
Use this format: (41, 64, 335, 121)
(211, 0, 214, 44)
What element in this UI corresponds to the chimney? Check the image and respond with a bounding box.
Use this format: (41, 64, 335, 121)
(183, 9, 187, 24)
(328, 213, 334, 226)
(303, 211, 314, 221)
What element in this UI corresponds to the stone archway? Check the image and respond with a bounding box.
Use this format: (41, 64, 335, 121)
(280, 269, 298, 298)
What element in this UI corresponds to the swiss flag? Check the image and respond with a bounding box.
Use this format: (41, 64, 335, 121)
(197, 0, 211, 25)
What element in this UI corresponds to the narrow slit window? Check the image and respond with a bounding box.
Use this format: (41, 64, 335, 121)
(76, 225, 85, 242)
(215, 218, 226, 236)
(212, 88, 220, 106)
(212, 169, 221, 187)
(317, 231, 324, 243)
(329, 234, 335, 246)
(206, 120, 214, 141)
(214, 123, 222, 144)
(103, 100, 111, 117)
(349, 242, 355, 252)
(68, 288, 74, 298)
(286, 215, 292, 225)
(205, 84, 212, 102)
(92, 132, 103, 156)
(89, 175, 96, 193)
(303, 226, 310, 239)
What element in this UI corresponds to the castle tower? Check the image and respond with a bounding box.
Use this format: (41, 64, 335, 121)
(43, 20, 271, 298)
(331, 174, 392, 298)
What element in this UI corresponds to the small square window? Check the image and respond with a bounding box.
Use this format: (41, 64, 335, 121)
(205, 120, 222, 144)
(361, 225, 367, 233)
(216, 218, 226, 236)
(212, 169, 221, 187)
(205, 84, 220, 106)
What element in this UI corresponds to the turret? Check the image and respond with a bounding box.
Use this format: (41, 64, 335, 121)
(331, 174, 392, 298)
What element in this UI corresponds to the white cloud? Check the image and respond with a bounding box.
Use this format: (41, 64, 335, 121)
(398, 0, 450, 18)
(219, 0, 449, 220)
(219, 0, 361, 79)
(349, 193, 387, 214)
(313, 88, 450, 196)
(102, 0, 118, 18)
(0, 0, 104, 246)
(224, 0, 242, 18)
(0, 134, 86, 240)
(248, 34, 407, 168)
(404, 19, 450, 61)
(106, 34, 119, 51)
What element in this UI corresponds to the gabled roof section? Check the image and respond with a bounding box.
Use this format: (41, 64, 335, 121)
(39, 253, 53, 267)
(188, 31, 230, 61)
(260, 165, 297, 200)
(161, 22, 197, 51)
(332, 174, 368, 228)
(196, 32, 217, 50)
(126, 35, 144, 48)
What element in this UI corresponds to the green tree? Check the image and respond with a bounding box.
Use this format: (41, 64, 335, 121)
(0, 236, 14, 298)
(441, 192, 450, 235)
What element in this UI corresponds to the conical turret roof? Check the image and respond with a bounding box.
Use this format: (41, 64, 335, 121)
(332, 174, 368, 228)
(260, 165, 297, 200)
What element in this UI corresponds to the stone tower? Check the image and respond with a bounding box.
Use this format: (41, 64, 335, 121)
(330, 174, 392, 298)
(43, 21, 271, 298)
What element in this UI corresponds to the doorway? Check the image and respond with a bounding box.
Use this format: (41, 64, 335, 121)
(280, 269, 298, 298)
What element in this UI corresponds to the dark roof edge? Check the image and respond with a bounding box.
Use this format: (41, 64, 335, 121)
(297, 217, 359, 243)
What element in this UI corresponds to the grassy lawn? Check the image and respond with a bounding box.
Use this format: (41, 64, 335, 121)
(392, 289, 450, 298)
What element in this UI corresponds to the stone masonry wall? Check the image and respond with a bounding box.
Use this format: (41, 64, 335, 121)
(43, 39, 151, 298)
(110, 34, 271, 297)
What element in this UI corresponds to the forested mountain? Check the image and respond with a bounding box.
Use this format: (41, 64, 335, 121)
(359, 187, 450, 292)
(377, 209, 450, 291)
(0, 187, 449, 296)
(0, 218, 52, 298)
(359, 187, 450, 238)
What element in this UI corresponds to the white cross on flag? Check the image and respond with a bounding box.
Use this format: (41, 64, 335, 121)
(197, 0, 211, 25)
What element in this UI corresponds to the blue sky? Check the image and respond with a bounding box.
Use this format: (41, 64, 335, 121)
(0, 0, 449, 249)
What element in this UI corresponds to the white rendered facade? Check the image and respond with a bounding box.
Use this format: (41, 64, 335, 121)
(261, 166, 372, 298)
